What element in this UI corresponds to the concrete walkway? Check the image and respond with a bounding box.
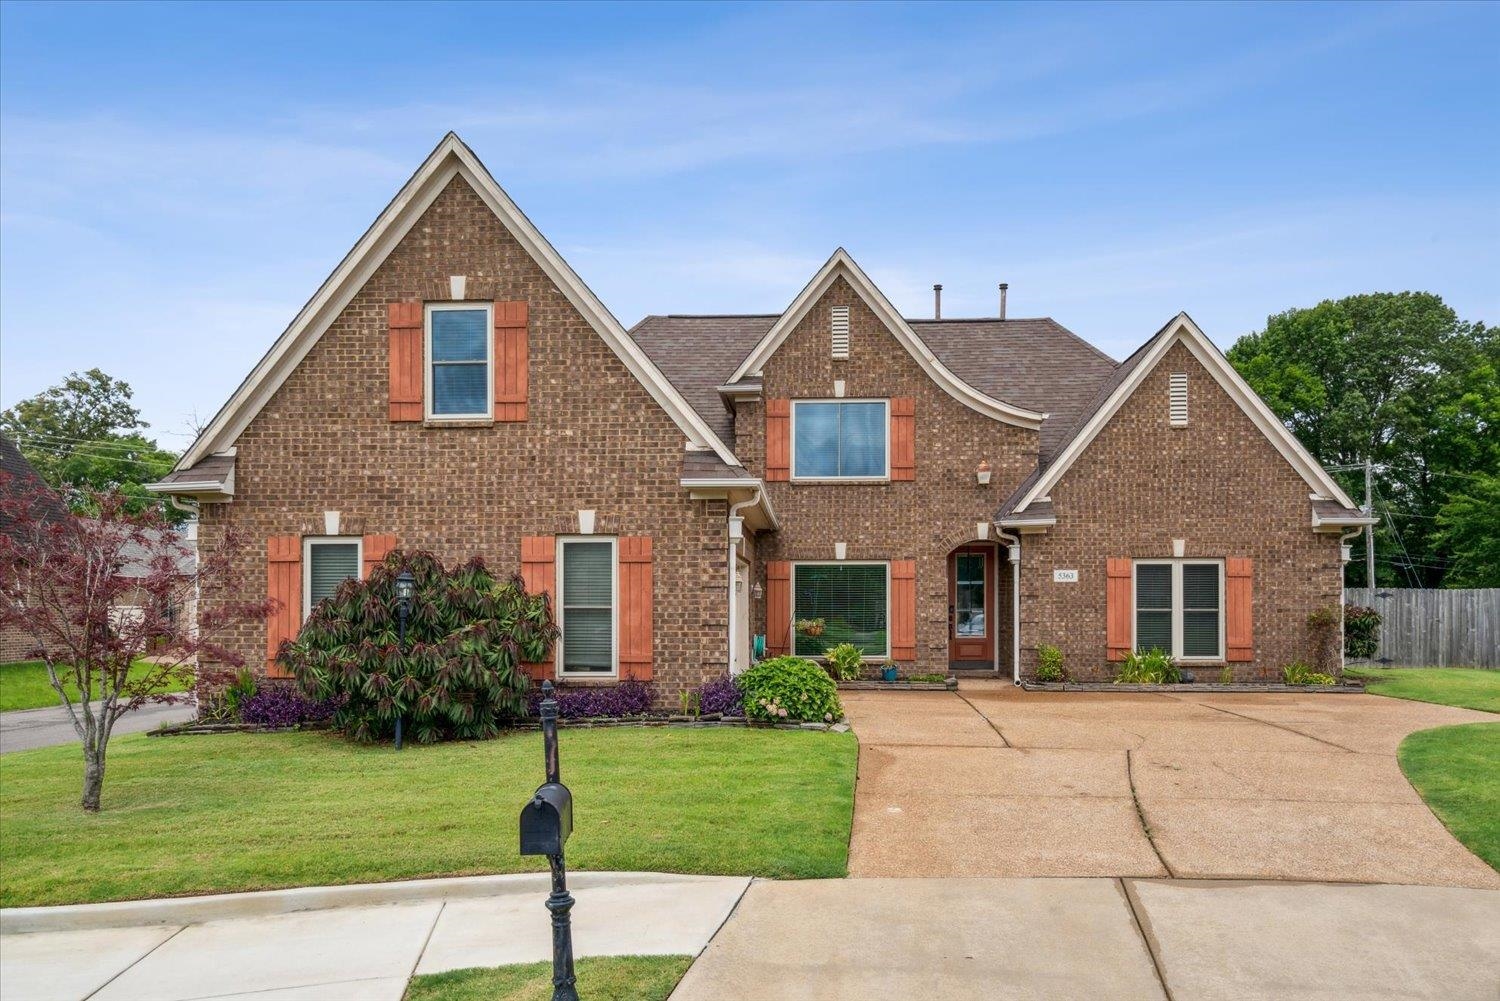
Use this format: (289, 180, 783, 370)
(672, 877, 1500, 1000)
(0, 700, 195, 754)
(0, 872, 750, 1001)
(845, 683, 1499, 887)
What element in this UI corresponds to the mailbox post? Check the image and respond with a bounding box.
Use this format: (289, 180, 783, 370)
(519, 681, 578, 1001)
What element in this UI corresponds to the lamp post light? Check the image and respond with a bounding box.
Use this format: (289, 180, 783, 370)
(394, 570, 415, 751)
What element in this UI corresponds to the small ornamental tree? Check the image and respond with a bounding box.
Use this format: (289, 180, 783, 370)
(0, 480, 271, 812)
(281, 550, 554, 743)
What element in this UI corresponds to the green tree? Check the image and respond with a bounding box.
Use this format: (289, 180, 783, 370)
(1434, 473, 1500, 588)
(1228, 293, 1496, 588)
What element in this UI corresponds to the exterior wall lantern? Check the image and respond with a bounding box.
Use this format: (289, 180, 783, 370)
(976, 459, 992, 486)
(751, 581, 764, 601)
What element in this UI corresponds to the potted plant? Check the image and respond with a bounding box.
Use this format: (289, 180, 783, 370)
(795, 617, 826, 638)
(882, 663, 900, 683)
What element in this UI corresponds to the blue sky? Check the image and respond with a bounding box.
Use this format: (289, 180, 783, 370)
(2, 1, 1496, 441)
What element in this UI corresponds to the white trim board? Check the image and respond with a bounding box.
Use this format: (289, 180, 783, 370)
(1012, 313, 1360, 514)
(729, 248, 1045, 430)
(170, 133, 742, 475)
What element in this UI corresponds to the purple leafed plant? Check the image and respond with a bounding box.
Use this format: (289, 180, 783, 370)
(529, 681, 655, 718)
(240, 687, 340, 727)
(697, 674, 743, 716)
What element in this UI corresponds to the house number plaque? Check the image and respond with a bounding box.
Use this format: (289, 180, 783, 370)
(1052, 569, 1079, 583)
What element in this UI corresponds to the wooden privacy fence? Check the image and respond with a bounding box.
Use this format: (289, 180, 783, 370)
(1346, 588, 1500, 668)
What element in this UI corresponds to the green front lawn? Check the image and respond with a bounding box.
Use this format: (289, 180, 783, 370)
(0, 659, 191, 713)
(405, 956, 693, 1001)
(1398, 723, 1500, 872)
(1345, 667, 1500, 713)
(0, 726, 856, 907)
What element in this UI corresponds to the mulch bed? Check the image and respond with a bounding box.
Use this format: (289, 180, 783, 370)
(836, 679, 956, 691)
(150, 713, 850, 736)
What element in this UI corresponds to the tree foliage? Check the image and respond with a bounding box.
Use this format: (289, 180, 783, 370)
(282, 551, 555, 744)
(1228, 292, 1497, 587)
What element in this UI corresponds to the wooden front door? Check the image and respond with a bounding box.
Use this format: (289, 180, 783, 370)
(948, 545, 996, 667)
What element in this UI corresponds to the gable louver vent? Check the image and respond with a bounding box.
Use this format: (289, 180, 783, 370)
(831, 306, 850, 359)
(1169, 373, 1189, 426)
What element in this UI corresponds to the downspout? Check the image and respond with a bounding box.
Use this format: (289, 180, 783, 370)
(996, 526, 1022, 684)
(726, 487, 763, 675)
(1338, 526, 1362, 676)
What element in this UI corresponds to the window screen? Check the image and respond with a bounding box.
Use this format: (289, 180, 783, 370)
(308, 542, 359, 611)
(1134, 560, 1222, 659)
(561, 540, 615, 673)
(1134, 563, 1173, 653)
(1182, 562, 1221, 657)
(793, 564, 888, 657)
(793, 401, 887, 478)
(430, 308, 490, 416)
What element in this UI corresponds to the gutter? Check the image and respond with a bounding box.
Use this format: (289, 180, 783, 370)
(726, 486, 764, 675)
(995, 525, 1022, 684)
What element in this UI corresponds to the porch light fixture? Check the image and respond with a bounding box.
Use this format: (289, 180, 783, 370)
(751, 581, 764, 601)
(976, 459, 992, 486)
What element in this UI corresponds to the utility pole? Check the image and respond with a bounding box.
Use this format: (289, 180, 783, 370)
(1364, 458, 1375, 588)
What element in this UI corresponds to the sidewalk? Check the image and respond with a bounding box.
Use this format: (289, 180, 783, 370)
(0, 700, 195, 754)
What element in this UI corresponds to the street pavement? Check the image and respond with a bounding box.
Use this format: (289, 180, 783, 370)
(0, 700, 195, 754)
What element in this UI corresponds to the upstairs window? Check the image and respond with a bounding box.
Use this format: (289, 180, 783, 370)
(427, 303, 492, 418)
(1134, 559, 1223, 660)
(303, 537, 362, 616)
(792, 400, 888, 480)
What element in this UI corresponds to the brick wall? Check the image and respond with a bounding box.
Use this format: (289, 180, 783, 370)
(0, 622, 33, 663)
(1019, 341, 1344, 681)
(199, 175, 729, 704)
(741, 276, 1037, 672)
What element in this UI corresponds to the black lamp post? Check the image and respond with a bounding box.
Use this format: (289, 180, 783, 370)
(394, 570, 415, 751)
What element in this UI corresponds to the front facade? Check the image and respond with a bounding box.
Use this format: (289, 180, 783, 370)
(152, 135, 1373, 699)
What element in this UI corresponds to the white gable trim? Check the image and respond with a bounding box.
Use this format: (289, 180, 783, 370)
(1013, 313, 1359, 514)
(728, 249, 1044, 429)
(175, 133, 741, 471)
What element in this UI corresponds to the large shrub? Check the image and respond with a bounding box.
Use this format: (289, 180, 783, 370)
(1344, 603, 1381, 660)
(736, 655, 843, 723)
(282, 550, 554, 743)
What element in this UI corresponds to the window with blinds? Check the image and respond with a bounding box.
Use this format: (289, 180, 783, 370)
(560, 538, 616, 674)
(305, 539, 360, 616)
(792, 400, 888, 479)
(427, 304, 491, 417)
(792, 563, 888, 658)
(1134, 559, 1222, 659)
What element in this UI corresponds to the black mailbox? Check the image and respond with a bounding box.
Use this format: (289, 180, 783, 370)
(519, 782, 573, 856)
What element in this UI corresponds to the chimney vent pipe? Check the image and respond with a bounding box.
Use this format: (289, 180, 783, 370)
(933, 284, 943, 319)
(999, 283, 1009, 321)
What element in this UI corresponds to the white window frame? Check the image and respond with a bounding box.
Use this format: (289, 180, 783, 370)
(556, 535, 619, 678)
(1131, 559, 1225, 662)
(790, 560, 892, 660)
(789, 399, 891, 482)
(424, 301, 494, 421)
(302, 536, 363, 618)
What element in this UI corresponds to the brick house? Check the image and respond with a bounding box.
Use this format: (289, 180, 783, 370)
(148, 134, 1374, 698)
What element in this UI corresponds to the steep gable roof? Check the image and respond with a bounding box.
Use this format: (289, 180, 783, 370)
(168, 133, 742, 476)
(0, 434, 70, 537)
(629, 314, 778, 441)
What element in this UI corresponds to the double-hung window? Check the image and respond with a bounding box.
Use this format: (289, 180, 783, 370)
(792, 400, 888, 480)
(1133, 560, 1223, 660)
(426, 303, 492, 418)
(303, 537, 362, 617)
(558, 538, 617, 676)
(792, 562, 889, 658)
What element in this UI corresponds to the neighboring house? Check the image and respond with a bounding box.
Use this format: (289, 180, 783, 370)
(148, 134, 1374, 698)
(0, 434, 70, 662)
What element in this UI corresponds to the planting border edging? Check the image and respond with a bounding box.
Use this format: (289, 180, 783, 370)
(836, 679, 956, 691)
(1018, 681, 1365, 694)
(150, 714, 852, 738)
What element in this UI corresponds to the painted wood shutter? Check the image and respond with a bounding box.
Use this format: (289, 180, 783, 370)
(890, 397, 915, 481)
(765, 399, 790, 481)
(1106, 558, 1132, 661)
(618, 537, 653, 680)
(520, 536, 556, 680)
(890, 560, 917, 662)
(765, 561, 792, 656)
(388, 301, 423, 421)
(493, 300, 529, 422)
(362, 534, 397, 578)
(266, 536, 302, 678)
(1226, 557, 1253, 662)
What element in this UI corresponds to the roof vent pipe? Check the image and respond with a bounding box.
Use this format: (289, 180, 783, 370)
(999, 283, 1008, 321)
(933, 284, 943, 319)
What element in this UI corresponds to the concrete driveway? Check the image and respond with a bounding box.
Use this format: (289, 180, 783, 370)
(845, 681, 1499, 888)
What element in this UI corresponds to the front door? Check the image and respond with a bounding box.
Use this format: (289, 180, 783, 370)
(948, 545, 995, 668)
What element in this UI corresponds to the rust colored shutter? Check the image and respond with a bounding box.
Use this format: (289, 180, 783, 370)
(362, 534, 397, 578)
(266, 536, 302, 679)
(618, 537, 654, 680)
(890, 560, 917, 662)
(890, 397, 915, 481)
(520, 536, 556, 680)
(1226, 558, 1253, 662)
(388, 301, 423, 422)
(765, 561, 792, 656)
(765, 399, 790, 481)
(1106, 558, 1132, 662)
(493, 300, 529, 422)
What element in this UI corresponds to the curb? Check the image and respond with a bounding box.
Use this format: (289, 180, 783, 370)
(0, 871, 744, 935)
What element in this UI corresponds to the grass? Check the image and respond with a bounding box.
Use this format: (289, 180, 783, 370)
(1398, 723, 1500, 872)
(1344, 667, 1500, 713)
(0, 659, 190, 713)
(404, 956, 693, 1001)
(0, 726, 857, 907)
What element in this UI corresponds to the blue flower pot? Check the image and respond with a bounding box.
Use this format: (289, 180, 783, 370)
(882, 666, 899, 683)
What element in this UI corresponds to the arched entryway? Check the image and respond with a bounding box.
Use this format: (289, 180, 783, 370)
(946, 540, 1006, 671)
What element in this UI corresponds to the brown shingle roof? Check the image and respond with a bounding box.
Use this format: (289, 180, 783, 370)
(629, 315, 778, 441)
(153, 453, 234, 491)
(0, 434, 70, 538)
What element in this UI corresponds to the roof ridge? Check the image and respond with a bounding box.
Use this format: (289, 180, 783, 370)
(662, 313, 782, 319)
